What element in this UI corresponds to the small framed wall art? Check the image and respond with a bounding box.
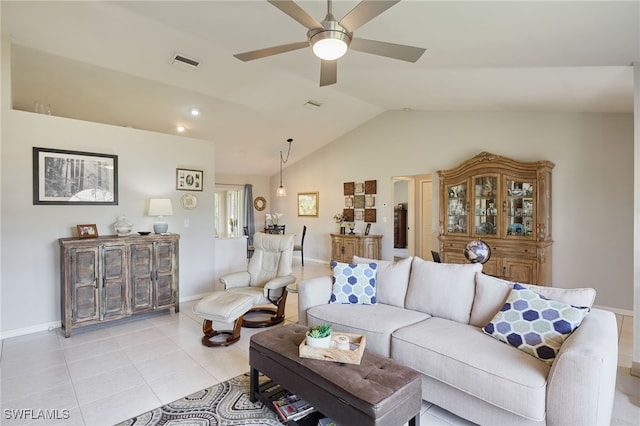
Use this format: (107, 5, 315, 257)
(365, 180, 377, 194)
(298, 192, 319, 217)
(176, 168, 203, 191)
(343, 182, 355, 196)
(77, 224, 98, 239)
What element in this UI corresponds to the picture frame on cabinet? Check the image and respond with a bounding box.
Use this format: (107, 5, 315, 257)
(176, 168, 203, 191)
(33, 147, 118, 205)
(77, 224, 98, 239)
(364, 223, 371, 235)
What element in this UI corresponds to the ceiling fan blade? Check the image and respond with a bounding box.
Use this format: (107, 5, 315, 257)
(268, 0, 323, 30)
(234, 41, 309, 61)
(339, 0, 401, 32)
(350, 37, 425, 63)
(320, 60, 337, 87)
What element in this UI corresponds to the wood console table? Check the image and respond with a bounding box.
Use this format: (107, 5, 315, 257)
(330, 233, 382, 262)
(59, 233, 179, 337)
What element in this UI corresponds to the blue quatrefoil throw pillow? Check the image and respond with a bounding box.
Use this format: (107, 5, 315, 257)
(483, 283, 590, 364)
(330, 261, 377, 304)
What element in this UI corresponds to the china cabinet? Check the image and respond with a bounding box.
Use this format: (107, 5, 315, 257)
(330, 234, 382, 263)
(59, 233, 179, 337)
(437, 152, 554, 285)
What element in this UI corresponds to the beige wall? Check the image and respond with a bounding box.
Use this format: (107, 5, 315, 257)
(1, 110, 217, 337)
(269, 110, 634, 312)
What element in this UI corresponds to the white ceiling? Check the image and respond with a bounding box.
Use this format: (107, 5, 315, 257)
(3, 1, 639, 175)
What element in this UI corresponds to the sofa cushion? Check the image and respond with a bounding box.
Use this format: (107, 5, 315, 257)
(469, 273, 513, 327)
(469, 273, 597, 328)
(392, 317, 550, 421)
(405, 257, 482, 323)
(330, 261, 377, 305)
(483, 284, 590, 364)
(306, 303, 429, 357)
(353, 256, 412, 307)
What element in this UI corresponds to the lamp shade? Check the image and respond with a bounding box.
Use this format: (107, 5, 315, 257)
(148, 198, 173, 216)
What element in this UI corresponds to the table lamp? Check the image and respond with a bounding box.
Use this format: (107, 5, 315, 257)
(148, 198, 173, 233)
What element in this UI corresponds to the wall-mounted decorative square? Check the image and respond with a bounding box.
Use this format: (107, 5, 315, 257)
(354, 210, 364, 221)
(354, 195, 365, 209)
(344, 182, 355, 195)
(365, 180, 377, 194)
(365, 195, 375, 207)
(344, 196, 353, 208)
(343, 208, 354, 222)
(355, 182, 364, 193)
(364, 208, 377, 222)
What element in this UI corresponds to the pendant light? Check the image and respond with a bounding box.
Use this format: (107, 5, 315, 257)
(277, 138, 293, 197)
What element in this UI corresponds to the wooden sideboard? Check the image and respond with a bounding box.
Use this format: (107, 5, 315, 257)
(330, 233, 382, 263)
(437, 152, 554, 285)
(59, 233, 179, 337)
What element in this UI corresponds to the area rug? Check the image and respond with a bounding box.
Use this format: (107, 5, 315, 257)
(117, 373, 283, 425)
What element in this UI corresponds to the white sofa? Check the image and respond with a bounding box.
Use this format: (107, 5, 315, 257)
(297, 256, 618, 426)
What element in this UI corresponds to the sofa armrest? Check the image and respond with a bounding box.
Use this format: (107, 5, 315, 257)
(546, 308, 618, 426)
(219, 271, 251, 289)
(297, 276, 333, 325)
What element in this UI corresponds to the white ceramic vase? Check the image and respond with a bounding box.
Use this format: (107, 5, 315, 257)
(306, 334, 332, 349)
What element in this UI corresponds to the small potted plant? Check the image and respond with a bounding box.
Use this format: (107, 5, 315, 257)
(306, 323, 333, 348)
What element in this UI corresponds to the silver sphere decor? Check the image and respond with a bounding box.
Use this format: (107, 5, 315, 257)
(464, 240, 491, 264)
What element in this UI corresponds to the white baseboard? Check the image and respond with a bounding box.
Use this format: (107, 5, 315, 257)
(593, 304, 634, 317)
(0, 321, 61, 340)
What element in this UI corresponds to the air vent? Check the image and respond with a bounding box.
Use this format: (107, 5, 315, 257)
(171, 54, 200, 70)
(304, 100, 322, 109)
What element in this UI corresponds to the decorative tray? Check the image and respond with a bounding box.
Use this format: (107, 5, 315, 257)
(299, 332, 366, 365)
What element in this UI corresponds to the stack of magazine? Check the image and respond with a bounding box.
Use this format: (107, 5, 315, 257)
(272, 392, 317, 422)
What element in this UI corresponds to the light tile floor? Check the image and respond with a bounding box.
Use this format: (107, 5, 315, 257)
(1, 260, 638, 425)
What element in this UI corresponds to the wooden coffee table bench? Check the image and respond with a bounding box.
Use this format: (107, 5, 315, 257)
(250, 323, 422, 426)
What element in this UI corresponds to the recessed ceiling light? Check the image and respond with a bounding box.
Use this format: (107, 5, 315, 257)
(190, 108, 200, 116)
(177, 126, 185, 132)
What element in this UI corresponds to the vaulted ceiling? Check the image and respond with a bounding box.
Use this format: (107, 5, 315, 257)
(3, 1, 639, 175)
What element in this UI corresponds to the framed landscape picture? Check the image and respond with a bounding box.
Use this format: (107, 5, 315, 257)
(33, 147, 118, 205)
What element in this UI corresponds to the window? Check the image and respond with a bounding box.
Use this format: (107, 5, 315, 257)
(214, 187, 244, 237)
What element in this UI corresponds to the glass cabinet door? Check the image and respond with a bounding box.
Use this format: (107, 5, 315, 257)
(473, 176, 498, 236)
(505, 178, 534, 238)
(446, 182, 468, 234)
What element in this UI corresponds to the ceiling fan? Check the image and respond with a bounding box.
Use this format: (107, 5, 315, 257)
(233, 0, 426, 87)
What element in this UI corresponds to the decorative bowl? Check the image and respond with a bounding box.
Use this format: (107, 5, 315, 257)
(138, 231, 151, 236)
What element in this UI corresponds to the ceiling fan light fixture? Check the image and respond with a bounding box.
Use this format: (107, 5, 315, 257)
(309, 21, 351, 61)
(312, 36, 348, 60)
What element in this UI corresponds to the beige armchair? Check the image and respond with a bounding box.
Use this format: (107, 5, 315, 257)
(220, 232, 296, 327)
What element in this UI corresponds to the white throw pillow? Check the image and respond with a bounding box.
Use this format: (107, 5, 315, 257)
(405, 257, 482, 323)
(353, 256, 412, 307)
